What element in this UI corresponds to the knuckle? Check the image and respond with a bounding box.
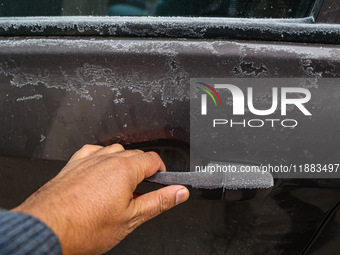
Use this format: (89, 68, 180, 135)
(146, 151, 162, 162)
(81, 144, 94, 151)
(158, 193, 171, 213)
(81, 144, 101, 154)
(112, 143, 125, 151)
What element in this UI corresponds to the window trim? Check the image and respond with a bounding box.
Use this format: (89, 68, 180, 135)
(0, 15, 339, 44)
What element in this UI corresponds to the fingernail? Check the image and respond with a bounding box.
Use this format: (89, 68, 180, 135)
(176, 188, 189, 205)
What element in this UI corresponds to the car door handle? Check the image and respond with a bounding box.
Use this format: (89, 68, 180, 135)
(140, 163, 274, 201)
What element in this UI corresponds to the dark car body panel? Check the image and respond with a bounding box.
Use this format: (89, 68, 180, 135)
(1, 38, 340, 164)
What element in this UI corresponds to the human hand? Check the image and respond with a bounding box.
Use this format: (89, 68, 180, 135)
(12, 144, 190, 254)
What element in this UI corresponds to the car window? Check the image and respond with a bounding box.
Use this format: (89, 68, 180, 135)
(0, 0, 320, 18)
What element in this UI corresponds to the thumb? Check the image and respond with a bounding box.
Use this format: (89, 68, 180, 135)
(132, 185, 189, 223)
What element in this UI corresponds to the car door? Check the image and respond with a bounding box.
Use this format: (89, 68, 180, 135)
(0, 0, 339, 254)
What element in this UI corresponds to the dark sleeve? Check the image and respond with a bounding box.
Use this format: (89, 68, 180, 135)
(0, 210, 62, 255)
